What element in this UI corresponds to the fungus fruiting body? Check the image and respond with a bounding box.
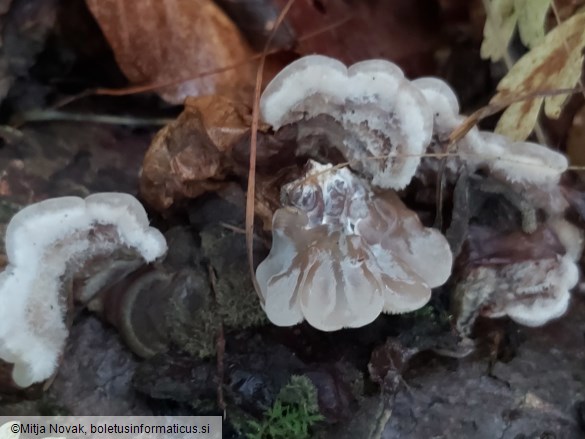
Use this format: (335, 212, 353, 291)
(260, 55, 569, 208)
(412, 76, 569, 190)
(260, 55, 434, 189)
(0, 193, 167, 387)
(454, 221, 582, 333)
(256, 162, 453, 331)
(259, 55, 577, 332)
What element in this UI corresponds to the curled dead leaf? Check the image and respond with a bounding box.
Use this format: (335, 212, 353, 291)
(139, 97, 242, 211)
(139, 95, 297, 220)
(85, 0, 255, 104)
(187, 95, 253, 151)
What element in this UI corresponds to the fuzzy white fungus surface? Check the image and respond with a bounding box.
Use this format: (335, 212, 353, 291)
(260, 55, 434, 189)
(0, 193, 167, 387)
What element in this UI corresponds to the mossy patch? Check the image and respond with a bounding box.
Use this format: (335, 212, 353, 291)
(166, 225, 266, 359)
(200, 225, 267, 329)
(245, 375, 323, 439)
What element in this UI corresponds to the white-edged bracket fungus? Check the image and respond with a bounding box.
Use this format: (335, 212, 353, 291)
(259, 55, 575, 332)
(454, 220, 583, 333)
(478, 132, 568, 185)
(478, 132, 569, 213)
(256, 161, 453, 331)
(412, 76, 569, 188)
(260, 55, 569, 202)
(0, 193, 167, 387)
(260, 55, 434, 189)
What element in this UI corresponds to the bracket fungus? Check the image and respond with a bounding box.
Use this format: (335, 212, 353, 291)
(478, 132, 568, 185)
(260, 55, 569, 200)
(477, 132, 569, 214)
(257, 55, 576, 332)
(411, 76, 569, 190)
(259, 55, 434, 189)
(454, 220, 582, 333)
(256, 161, 453, 331)
(411, 76, 488, 180)
(0, 193, 167, 387)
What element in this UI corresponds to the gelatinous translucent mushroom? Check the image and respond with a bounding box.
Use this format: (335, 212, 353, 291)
(256, 161, 453, 331)
(260, 55, 434, 189)
(0, 193, 167, 387)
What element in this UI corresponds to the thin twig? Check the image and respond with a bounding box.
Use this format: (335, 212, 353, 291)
(246, 0, 297, 304)
(17, 110, 173, 126)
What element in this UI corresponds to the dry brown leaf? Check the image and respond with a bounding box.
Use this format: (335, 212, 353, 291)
(139, 96, 308, 244)
(492, 10, 585, 140)
(139, 94, 295, 213)
(85, 0, 255, 104)
(139, 99, 239, 211)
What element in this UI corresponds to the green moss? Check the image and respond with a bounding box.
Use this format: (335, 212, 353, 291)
(245, 375, 324, 439)
(412, 304, 435, 319)
(200, 226, 267, 329)
(411, 304, 451, 329)
(166, 278, 220, 358)
(165, 225, 267, 359)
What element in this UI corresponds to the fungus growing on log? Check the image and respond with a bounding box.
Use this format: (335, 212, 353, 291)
(454, 220, 582, 333)
(260, 55, 569, 200)
(0, 193, 167, 387)
(411, 76, 569, 190)
(411, 76, 484, 179)
(259, 55, 434, 189)
(478, 132, 568, 185)
(255, 161, 452, 331)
